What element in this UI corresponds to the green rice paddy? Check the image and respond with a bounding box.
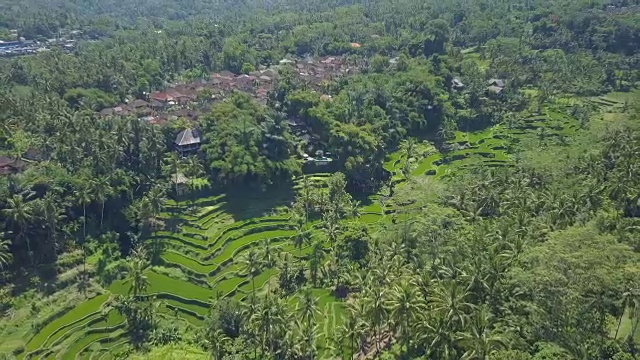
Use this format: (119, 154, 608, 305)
(16, 90, 628, 358)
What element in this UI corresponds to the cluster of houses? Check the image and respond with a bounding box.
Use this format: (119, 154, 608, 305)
(280, 55, 362, 92)
(99, 69, 278, 125)
(98, 55, 363, 127)
(0, 36, 77, 57)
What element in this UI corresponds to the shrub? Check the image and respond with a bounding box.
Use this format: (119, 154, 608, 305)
(12, 346, 25, 356)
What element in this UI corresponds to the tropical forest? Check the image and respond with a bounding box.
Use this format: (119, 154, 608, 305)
(0, 0, 639, 359)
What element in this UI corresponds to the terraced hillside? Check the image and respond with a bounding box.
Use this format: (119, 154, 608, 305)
(15, 93, 623, 359)
(383, 98, 608, 183)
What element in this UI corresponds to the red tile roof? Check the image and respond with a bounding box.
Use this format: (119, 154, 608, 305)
(151, 92, 174, 102)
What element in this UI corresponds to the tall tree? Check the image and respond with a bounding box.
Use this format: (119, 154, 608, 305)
(0, 235, 12, 272)
(322, 211, 341, 248)
(241, 249, 262, 299)
(2, 193, 34, 266)
(297, 288, 320, 333)
(456, 307, 507, 360)
(163, 152, 184, 195)
(308, 239, 324, 287)
(128, 246, 150, 299)
(364, 287, 387, 354)
(388, 278, 423, 355)
(292, 223, 313, 258)
(90, 176, 112, 228)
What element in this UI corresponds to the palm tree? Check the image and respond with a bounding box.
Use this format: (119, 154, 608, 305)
(429, 281, 474, 332)
(300, 175, 313, 223)
(261, 239, 275, 268)
(347, 199, 361, 220)
(388, 278, 423, 355)
(296, 319, 318, 360)
(208, 327, 229, 360)
(145, 185, 167, 218)
(277, 250, 298, 294)
(40, 193, 65, 254)
(322, 212, 341, 248)
(364, 287, 387, 355)
(74, 183, 92, 242)
(241, 249, 262, 299)
(297, 288, 320, 330)
(90, 176, 112, 228)
(456, 306, 507, 360)
(128, 246, 150, 299)
(338, 307, 361, 360)
(163, 152, 184, 195)
(415, 269, 432, 302)
(2, 193, 34, 266)
(0, 235, 12, 271)
(401, 138, 416, 179)
(293, 223, 312, 258)
(140, 126, 165, 176)
(74, 183, 93, 273)
(425, 315, 457, 360)
(309, 240, 324, 287)
(252, 293, 291, 356)
(348, 295, 371, 356)
(242, 298, 262, 358)
(185, 155, 204, 177)
(252, 293, 275, 355)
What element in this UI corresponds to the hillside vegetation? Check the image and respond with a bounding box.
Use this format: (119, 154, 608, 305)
(0, 0, 639, 359)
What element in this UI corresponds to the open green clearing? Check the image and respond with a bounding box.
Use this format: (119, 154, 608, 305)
(611, 308, 640, 343)
(14, 91, 630, 359)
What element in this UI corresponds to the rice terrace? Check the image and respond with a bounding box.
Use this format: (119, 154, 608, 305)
(4, 88, 636, 359)
(0, 1, 639, 358)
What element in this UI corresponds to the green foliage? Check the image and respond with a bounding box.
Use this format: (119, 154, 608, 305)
(240, 62, 256, 75)
(369, 54, 389, 73)
(129, 344, 208, 360)
(201, 93, 300, 186)
(0, 0, 639, 358)
(63, 88, 118, 111)
(114, 295, 158, 347)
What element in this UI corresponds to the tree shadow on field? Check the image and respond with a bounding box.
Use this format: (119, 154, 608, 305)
(222, 181, 296, 221)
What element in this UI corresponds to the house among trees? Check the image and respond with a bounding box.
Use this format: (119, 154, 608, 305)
(487, 78, 506, 95)
(171, 173, 189, 196)
(488, 79, 505, 87)
(0, 156, 26, 175)
(452, 78, 465, 90)
(174, 128, 202, 156)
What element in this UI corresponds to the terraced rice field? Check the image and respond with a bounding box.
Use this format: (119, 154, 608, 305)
(17, 92, 621, 359)
(382, 95, 608, 183)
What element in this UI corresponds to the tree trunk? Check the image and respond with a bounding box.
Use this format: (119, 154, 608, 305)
(23, 232, 33, 267)
(100, 201, 105, 228)
(83, 204, 87, 240)
(615, 306, 625, 336)
(350, 336, 354, 360)
(374, 325, 379, 354)
(403, 318, 409, 355)
(83, 204, 87, 275)
(175, 169, 179, 197)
